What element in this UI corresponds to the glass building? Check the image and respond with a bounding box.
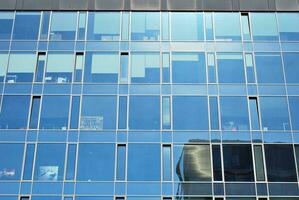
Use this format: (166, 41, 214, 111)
(1, 0, 299, 200)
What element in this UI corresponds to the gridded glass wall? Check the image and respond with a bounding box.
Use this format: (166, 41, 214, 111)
(0, 11, 299, 200)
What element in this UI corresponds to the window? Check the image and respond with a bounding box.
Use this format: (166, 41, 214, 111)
(129, 96, 160, 130)
(209, 96, 219, 130)
(128, 144, 161, 181)
(34, 144, 66, 181)
(39, 12, 50, 40)
(241, 13, 251, 40)
(162, 12, 169, 40)
(205, 12, 214, 40)
(74, 52, 84, 82)
(217, 53, 245, 83)
(131, 12, 160, 40)
(50, 12, 77, 40)
(162, 96, 171, 129)
(277, 13, 299, 41)
(259, 97, 290, 131)
(251, 13, 279, 41)
(282, 52, 299, 84)
(162, 52, 170, 83)
(245, 53, 256, 83)
(116, 144, 126, 181)
(223, 144, 254, 181)
(35, 52, 46, 82)
(212, 145, 222, 181)
(172, 52, 206, 83)
(87, 12, 120, 40)
(70, 96, 80, 129)
(171, 12, 204, 41)
(0, 95, 31, 129)
(214, 13, 241, 41)
(207, 53, 216, 83)
(77, 144, 115, 181)
(120, 52, 129, 83)
(255, 53, 284, 84)
(118, 96, 127, 129)
(45, 52, 74, 83)
(23, 144, 35, 180)
(77, 12, 87, 40)
(29, 96, 41, 129)
(121, 12, 129, 40)
(163, 144, 171, 181)
(0, 12, 14, 39)
(220, 97, 250, 131)
(130, 52, 160, 83)
(173, 144, 212, 181)
(288, 97, 299, 130)
(264, 145, 297, 182)
(253, 145, 265, 181)
(20, 197, 29, 200)
(80, 96, 117, 130)
(173, 96, 209, 130)
(13, 12, 40, 40)
(7, 52, 37, 83)
(84, 52, 119, 83)
(0, 52, 8, 82)
(39, 96, 70, 129)
(0, 144, 24, 180)
(249, 97, 260, 130)
(65, 144, 76, 180)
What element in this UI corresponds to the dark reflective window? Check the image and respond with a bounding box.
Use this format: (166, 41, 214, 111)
(128, 144, 161, 181)
(39, 96, 70, 129)
(253, 145, 265, 181)
(0, 95, 30, 129)
(212, 145, 222, 181)
(223, 144, 254, 181)
(13, 12, 40, 40)
(77, 144, 115, 181)
(34, 144, 66, 181)
(289, 97, 299, 130)
(277, 13, 299, 41)
(29, 96, 41, 129)
(264, 145, 297, 182)
(173, 144, 212, 181)
(129, 96, 160, 130)
(50, 12, 77, 40)
(23, 144, 35, 180)
(283, 52, 299, 84)
(214, 13, 241, 41)
(0, 143, 24, 180)
(0, 12, 14, 40)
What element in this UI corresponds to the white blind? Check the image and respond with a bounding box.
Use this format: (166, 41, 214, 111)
(93, 13, 120, 34)
(91, 53, 119, 74)
(51, 13, 77, 31)
(132, 13, 160, 33)
(131, 53, 159, 77)
(8, 53, 36, 73)
(47, 53, 74, 73)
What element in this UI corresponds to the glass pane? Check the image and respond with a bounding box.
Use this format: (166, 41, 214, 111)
(87, 12, 120, 40)
(277, 13, 299, 41)
(128, 144, 161, 181)
(39, 96, 70, 129)
(0, 12, 14, 39)
(35, 53, 46, 82)
(253, 145, 265, 181)
(70, 96, 80, 129)
(77, 144, 115, 181)
(120, 52, 129, 83)
(0, 52, 8, 82)
(283, 52, 299, 84)
(84, 52, 119, 83)
(207, 53, 216, 83)
(162, 12, 169, 40)
(118, 96, 127, 129)
(0, 144, 24, 180)
(223, 144, 254, 181)
(220, 97, 250, 131)
(40, 12, 50, 40)
(245, 53, 255, 83)
(131, 12, 160, 41)
(205, 13, 214, 40)
(209, 96, 219, 130)
(162, 52, 170, 83)
(74, 53, 84, 82)
(77, 12, 86, 40)
(121, 12, 129, 40)
(241, 14, 251, 40)
(249, 97, 260, 130)
(0, 95, 30, 129)
(251, 13, 279, 41)
(29, 96, 41, 129)
(217, 53, 245, 83)
(163, 145, 171, 181)
(23, 144, 35, 180)
(116, 144, 126, 181)
(80, 96, 117, 130)
(265, 145, 297, 182)
(289, 97, 299, 130)
(171, 12, 204, 41)
(172, 52, 206, 83)
(173, 96, 209, 130)
(7, 52, 36, 83)
(173, 144, 212, 181)
(259, 97, 290, 131)
(131, 52, 160, 83)
(65, 144, 76, 180)
(34, 144, 66, 181)
(212, 145, 222, 181)
(214, 13, 241, 41)
(129, 96, 160, 130)
(50, 12, 77, 40)
(255, 53, 284, 84)
(162, 96, 171, 129)
(45, 52, 74, 83)
(13, 12, 40, 40)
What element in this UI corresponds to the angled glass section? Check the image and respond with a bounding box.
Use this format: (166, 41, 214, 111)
(282, 52, 299, 84)
(171, 12, 204, 41)
(23, 144, 35, 180)
(241, 13, 251, 40)
(217, 53, 245, 83)
(77, 144, 115, 181)
(0, 12, 14, 40)
(249, 97, 260, 130)
(87, 12, 120, 40)
(214, 13, 241, 41)
(80, 96, 117, 130)
(84, 52, 119, 83)
(29, 96, 41, 129)
(116, 144, 126, 181)
(251, 13, 279, 41)
(39, 12, 50, 40)
(131, 52, 160, 83)
(7, 52, 36, 83)
(13, 12, 40, 40)
(0, 52, 8, 82)
(173, 96, 208, 130)
(50, 12, 77, 40)
(131, 12, 160, 40)
(172, 52, 206, 83)
(45, 52, 74, 83)
(277, 13, 299, 41)
(35, 53, 46, 82)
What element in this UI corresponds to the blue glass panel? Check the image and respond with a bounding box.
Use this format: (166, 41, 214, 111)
(173, 96, 208, 130)
(129, 96, 160, 130)
(209, 96, 219, 130)
(70, 96, 80, 129)
(214, 13, 241, 41)
(39, 12, 50, 40)
(283, 52, 299, 84)
(65, 144, 76, 180)
(34, 144, 66, 181)
(277, 13, 299, 41)
(288, 97, 299, 130)
(13, 12, 40, 40)
(0, 12, 14, 40)
(116, 144, 126, 180)
(23, 144, 35, 180)
(118, 96, 127, 129)
(29, 96, 41, 129)
(251, 13, 279, 41)
(77, 144, 115, 181)
(131, 12, 160, 40)
(128, 143, 161, 181)
(50, 12, 77, 40)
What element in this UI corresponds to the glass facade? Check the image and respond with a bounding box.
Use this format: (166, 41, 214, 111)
(0, 11, 299, 200)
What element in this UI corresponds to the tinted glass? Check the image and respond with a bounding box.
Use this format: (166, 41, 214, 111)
(70, 96, 80, 129)
(253, 145, 265, 181)
(29, 96, 41, 129)
(214, 13, 241, 41)
(212, 145, 222, 181)
(131, 12, 160, 40)
(283, 52, 299, 84)
(288, 97, 299, 130)
(163, 145, 171, 181)
(251, 13, 279, 41)
(50, 12, 77, 40)
(209, 97, 219, 130)
(118, 96, 127, 129)
(65, 144, 76, 180)
(277, 13, 299, 41)
(0, 12, 14, 39)
(116, 144, 126, 181)
(13, 12, 40, 40)
(23, 144, 35, 180)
